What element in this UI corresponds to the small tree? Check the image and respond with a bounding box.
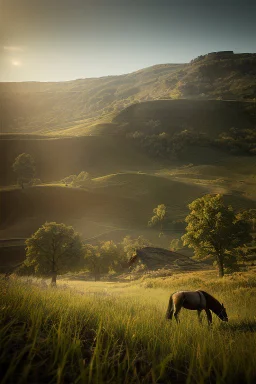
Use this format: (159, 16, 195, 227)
(12, 153, 36, 188)
(84, 244, 102, 281)
(25, 222, 84, 285)
(170, 238, 183, 252)
(100, 240, 124, 272)
(182, 194, 252, 277)
(148, 204, 167, 236)
(72, 171, 91, 187)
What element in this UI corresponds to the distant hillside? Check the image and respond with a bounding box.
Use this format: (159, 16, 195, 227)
(131, 247, 210, 272)
(113, 99, 256, 138)
(1, 52, 256, 134)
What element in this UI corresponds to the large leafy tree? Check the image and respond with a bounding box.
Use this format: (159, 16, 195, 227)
(12, 153, 36, 188)
(182, 194, 252, 277)
(25, 222, 84, 285)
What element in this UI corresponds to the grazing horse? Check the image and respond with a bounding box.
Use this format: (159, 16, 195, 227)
(166, 290, 228, 325)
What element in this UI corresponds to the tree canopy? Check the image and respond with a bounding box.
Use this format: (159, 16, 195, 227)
(148, 204, 167, 236)
(12, 153, 36, 188)
(25, 222, 84, 284)
(182, 194, 252, 277)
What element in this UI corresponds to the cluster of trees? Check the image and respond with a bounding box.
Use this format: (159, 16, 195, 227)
(61, 171, 91, 187)
(18, 194, 255, 283)
(148, 195, 255, 277)
(127, 120, 256, 160)
(127, 129, 209, 159)
(84, 235, 150, 281)
(215, 127, 256, 155)
(20, 222, 150, 284)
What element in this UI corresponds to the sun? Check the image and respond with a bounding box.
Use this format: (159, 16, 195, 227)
(11, 60, 21, 66)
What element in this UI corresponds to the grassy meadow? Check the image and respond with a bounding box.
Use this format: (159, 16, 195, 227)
(1, 270, 256, 384)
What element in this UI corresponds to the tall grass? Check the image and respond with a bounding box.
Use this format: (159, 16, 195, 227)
(1, 272, 256, 383)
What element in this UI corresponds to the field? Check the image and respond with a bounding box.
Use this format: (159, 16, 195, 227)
(1, 51, 256, 383)
(1, 270, 256, 383)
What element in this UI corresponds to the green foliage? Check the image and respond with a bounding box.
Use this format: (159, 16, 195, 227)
(84, 244, 103, 281)
(216, 127, 256, 155)
(72, 171, 91, 187)
(12, 153, 36, 188)
(84, 237, 151, 280)
(128, 129, 210, 160)
(62, 171, 91, 187)
(84, 241, 124, 280)
(25, 222, 84, 283)
(121, 235, 151, 259)
(236, 209, 256, 232)
(28, 178, 42, 186)
(170, 238, 183, 252)
(148, 204, 167, 236)
(182, 194, 252, 277)
(61, 174, 76, 185)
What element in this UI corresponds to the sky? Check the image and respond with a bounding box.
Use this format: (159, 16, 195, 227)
(1, 0, 256, 82)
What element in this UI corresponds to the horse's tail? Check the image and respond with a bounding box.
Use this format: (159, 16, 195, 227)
(166, 294, 174, 320)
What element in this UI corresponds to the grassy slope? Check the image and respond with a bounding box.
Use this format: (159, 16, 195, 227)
(1, 271, 256, 383)
(113, 99, 256, 138)
(1, 52, 256, 135)
(1, 166, 255, 254)
(0, 173, 209, 239)
(0, 135, 160, 186)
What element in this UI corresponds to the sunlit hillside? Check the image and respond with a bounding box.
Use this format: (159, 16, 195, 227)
(1, 52, 256, 134)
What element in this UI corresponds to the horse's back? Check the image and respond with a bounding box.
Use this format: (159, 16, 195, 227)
(172, 290, 207, 310)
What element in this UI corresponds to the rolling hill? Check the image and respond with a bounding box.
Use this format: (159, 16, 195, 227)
(1, 51, 256, 135)
(0, 135, 159, 186)
(1, 51, 256, 271)
(0, 174, 210, 239)
(113, 99, 256, 138)
(1, 168, 255, 241)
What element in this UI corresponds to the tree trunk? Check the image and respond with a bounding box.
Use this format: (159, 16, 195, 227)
(51, 271, 57, 286)
(94, 273, 100, 282)
(216, 255, 224, 278)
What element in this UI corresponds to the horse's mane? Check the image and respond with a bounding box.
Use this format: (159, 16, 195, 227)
(200, 290, 222, 312)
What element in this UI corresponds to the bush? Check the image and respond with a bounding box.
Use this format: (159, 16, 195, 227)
(62, 172, 91, 187)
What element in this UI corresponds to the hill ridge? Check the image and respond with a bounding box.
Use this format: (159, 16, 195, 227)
(1, 51, 256, 134)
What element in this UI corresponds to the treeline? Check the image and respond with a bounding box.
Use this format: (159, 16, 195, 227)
(127, 129, 209, 159)
(17, 224, 151, 284)
(215, 127, 256, 155)
(127, 126, 256, 160)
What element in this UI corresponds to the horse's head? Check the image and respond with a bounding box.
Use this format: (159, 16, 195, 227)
(218, 303, 228, 322)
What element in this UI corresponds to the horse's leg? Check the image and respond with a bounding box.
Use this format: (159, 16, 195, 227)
(205, 309, 212, 325)
(174, 304, 181, 324)
(197, 310, 202, 324)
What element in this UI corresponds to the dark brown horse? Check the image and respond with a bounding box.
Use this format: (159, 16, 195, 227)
(166, 290, 228, 325)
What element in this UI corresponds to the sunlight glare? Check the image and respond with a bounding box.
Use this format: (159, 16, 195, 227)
(11, 60, 21, 66)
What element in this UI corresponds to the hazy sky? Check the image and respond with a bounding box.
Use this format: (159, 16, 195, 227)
(1, 0, 256, 82)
